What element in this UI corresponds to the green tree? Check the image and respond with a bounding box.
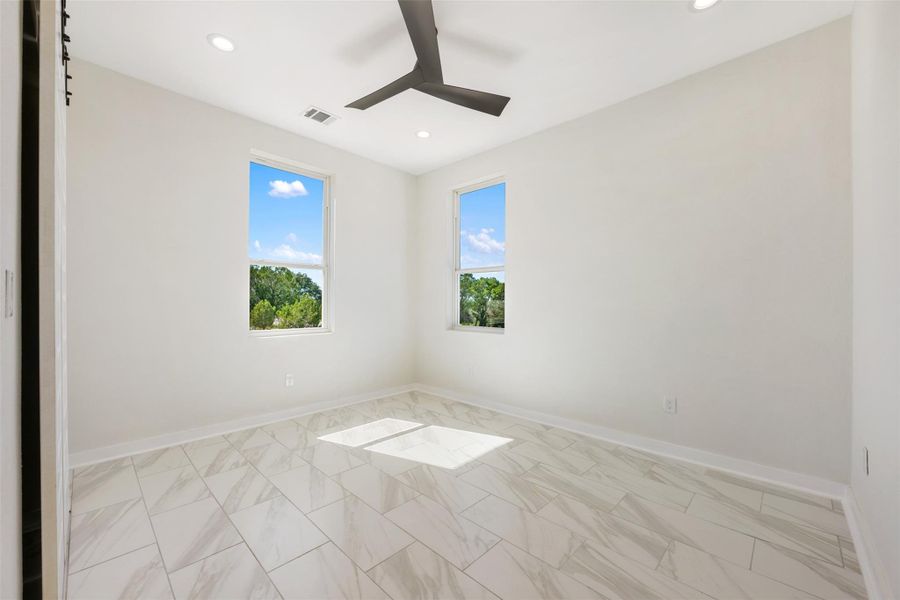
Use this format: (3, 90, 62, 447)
(294, 271, 322, 303)
(250, 299, 276, 329)
(250, 265, 324, 329)
(459, 274, 504, 327)
(275, 296, 322, 329)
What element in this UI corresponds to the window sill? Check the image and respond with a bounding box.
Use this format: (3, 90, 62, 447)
(250, 328, 332, 338)
(450, 325, 505, 335)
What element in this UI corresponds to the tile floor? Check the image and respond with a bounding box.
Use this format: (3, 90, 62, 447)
(67, 392, 866, 600)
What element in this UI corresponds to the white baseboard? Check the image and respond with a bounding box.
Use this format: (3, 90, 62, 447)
(842, 488, 894, 600)
(412, 382, 848, 500)
(68, 383, 417, 469)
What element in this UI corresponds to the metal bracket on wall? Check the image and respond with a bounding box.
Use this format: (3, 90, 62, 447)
(62, 0, 71, 105)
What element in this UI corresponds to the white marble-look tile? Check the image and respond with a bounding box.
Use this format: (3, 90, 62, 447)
(132, 446, 191, 478)
(300, 442, 365, 476)
(501, 423, 575, 451)
(139, 464, 210, 515)
(585, 465, 693, 511)
(510, 441, 595, 474)
(645, 462, 763, 510)
(703, 469, 833, 509)
(182, 436, 227, 452)
(317, 417, 423, 447)
(350, 445, 423, 476)
(522, 463, 624, 512)
(152, 497, 243, 572)
(225, 428, 274, 452)
(68, 498, 156, 573)
(269, 542, 389, 600)
(537, 494, 670, 568)
(751, 540, 867, 599)
(464, 541, 601, 600)
(269, 422, 320, 452)
(612, 494, 755, 567)
(307, 495, 414, 570)
(460, 464, 557, 513)
(370, 542, 498, 600)
(461, 494, 582, 568)
(185, 440, 248, 477)
(686, 494, 843, 565)
(841, 538, 860, 573)
(334, 464, 419, 513)
(230, 495, 329, 571)
(659, 541, 818, 599)
(71, 463, 142, 515)
(761, 493, 852, 538)
(168, 543, 279, 600)
(386, 494, 500, 569)
(561, 540, 705, 600)
(73, 457, 133, 479)
(204, 465, 280, 514)
(261, 418, 299, 434)
(405, 412, 500, 438)
(397, 464, 488, 513)
(477, 448, 537, 475)
(240, 441, 307, 477)
(268, 463, 345, 513)
(67, 544, 173, 600)
(296, 406, 369, 433)
(562, 442, 655, 476)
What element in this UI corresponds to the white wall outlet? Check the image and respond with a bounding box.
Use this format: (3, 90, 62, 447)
(663, 397, 678, 415)
(285, 374, 294, 387)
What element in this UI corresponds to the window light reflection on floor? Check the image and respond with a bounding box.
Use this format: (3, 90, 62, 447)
(316, 418, 422, 447)
(364, 425, 513, 470)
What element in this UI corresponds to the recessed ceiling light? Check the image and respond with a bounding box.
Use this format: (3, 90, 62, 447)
(416, 130, 431, 139)
(207, 33, 235, 52)
(692, 0, 721, 10)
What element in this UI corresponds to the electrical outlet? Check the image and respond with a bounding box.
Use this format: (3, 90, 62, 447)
(285, 374, 294, 387)
(663, 397, 678, 415)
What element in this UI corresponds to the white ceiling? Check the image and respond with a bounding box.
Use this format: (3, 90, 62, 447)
(69, 0, 851, 174)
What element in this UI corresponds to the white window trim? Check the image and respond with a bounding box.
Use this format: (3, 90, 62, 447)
(248, 151, 335, 337)
(451, 175, 506, 333)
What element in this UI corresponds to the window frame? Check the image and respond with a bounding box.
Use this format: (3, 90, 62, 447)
(451, 175, 506, 333)
(248, 150, 334, 337)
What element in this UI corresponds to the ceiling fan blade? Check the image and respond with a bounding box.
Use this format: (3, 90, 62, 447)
(398, 0, 443, 82)
(414, 82, 510, 117)
(346, 67, 424, 110)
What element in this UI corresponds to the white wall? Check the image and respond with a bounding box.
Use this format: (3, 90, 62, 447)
(0, 0, 22, 596)
(414, 20, 852, 482)
(67, 60, 417, 453)
(850, 3, 900, 597)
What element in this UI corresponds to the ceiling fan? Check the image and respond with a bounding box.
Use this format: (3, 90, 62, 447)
(345, 0, 511, 117)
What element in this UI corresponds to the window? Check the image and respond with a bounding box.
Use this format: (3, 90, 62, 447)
(248, 155, 330, 333)
(454, 180, 505, 329)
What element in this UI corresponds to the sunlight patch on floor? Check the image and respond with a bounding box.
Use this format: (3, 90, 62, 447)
(364, 425, 513, 470)
(317, 418, 422, 447)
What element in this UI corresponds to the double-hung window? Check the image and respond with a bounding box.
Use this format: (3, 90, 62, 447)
(454, 179, 506, 330)
(248, 154, 331, 333)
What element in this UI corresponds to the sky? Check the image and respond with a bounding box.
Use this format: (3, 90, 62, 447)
(249, 161, 325, 286)
(459, 182, 506, 279)
(249, 164, 504, 288)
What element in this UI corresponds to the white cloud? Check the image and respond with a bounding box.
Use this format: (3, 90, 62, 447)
(464, 228, 505, 254)
(285, 232, 299, 244)
(271, 244, 322, 263)
(253, 240, 262, 252)
(268, 179, 308, 198)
